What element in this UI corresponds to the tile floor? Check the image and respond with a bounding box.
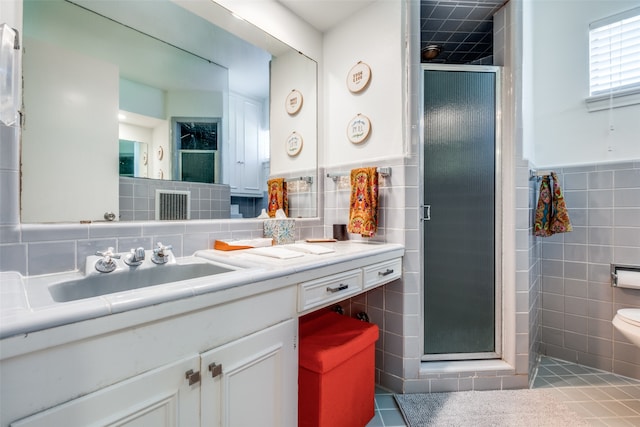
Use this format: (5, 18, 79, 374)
(366, 356, 640, 427)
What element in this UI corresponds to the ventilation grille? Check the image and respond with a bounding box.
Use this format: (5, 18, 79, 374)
(155, 190, 191, 220)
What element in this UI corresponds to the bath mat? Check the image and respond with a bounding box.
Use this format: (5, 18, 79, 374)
(394, 389, 590, 427)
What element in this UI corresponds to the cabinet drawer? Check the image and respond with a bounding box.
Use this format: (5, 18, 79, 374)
(298, 269, 362, 312)
(363, 258, 402, 289)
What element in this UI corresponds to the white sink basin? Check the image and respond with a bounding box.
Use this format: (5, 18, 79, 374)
(48, 256, 236, 302)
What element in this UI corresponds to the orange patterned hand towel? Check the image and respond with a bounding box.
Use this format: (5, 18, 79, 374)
(348, 167, 379, 237)
(267, 178, 288, 218)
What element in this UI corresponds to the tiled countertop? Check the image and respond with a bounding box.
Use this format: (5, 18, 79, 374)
(0, 241, 404, 340)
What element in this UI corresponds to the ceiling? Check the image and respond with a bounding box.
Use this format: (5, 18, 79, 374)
(278, 0, 376, 32)
(421, 0, 506, 64)
(278, 0, 506, 64)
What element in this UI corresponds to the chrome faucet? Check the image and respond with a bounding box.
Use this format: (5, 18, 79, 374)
(124, 247, 146, 266)
(95, 247, 120, 273)
(151, 242, 173, 265)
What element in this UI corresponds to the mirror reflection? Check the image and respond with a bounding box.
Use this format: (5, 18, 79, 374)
(118, 139, 148, 179)
(20, 0, 317, 223)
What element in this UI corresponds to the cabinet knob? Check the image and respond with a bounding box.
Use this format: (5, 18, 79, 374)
(185, 369, 201, 386)
(209, 362, 223, 378)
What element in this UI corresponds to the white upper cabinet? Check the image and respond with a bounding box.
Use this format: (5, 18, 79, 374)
(228, 94, 267, 197)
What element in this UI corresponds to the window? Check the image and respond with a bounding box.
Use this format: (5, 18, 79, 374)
(587, 7, 640, 110)
(172, 118, 220, 183)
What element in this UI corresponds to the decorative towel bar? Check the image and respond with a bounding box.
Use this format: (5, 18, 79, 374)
(326, 167, 391, 182)
(284, 176, 313, 184)
(529, 169, 553, 181)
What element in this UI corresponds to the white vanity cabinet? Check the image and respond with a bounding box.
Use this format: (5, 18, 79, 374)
(2, 243, 405, 427)
(4, 286, 298, 427)
(10, 320, 296, 427)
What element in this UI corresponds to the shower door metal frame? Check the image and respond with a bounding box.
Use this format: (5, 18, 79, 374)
(420, 64, 503, 361)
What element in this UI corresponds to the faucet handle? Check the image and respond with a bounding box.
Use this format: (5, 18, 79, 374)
(96, 247, 121, 259)
(154, 242, 173, 253)
(95, 247, 120, 273)
(124, 247, 146, 267)
(152, 242, 173, 264)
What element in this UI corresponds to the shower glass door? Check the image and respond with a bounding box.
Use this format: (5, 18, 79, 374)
(422, 66, 501, 360)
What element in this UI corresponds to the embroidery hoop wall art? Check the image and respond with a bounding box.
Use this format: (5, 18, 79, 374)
(285, 89, 303, 115)
(347, 114, 371, 144)
(286, 131, 303, 157)
(346, 61, 372, 93)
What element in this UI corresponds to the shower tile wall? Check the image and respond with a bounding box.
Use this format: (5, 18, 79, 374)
(524, 160, 543, 383)
(539, 161, 640, 380)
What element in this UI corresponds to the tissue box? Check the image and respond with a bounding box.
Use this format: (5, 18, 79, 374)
(263, 219, 295, 245)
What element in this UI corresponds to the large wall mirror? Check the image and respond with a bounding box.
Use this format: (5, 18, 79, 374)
(20, 0, 318, 223)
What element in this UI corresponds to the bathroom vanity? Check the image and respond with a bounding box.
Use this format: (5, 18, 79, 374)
(0, 241, 403, 427)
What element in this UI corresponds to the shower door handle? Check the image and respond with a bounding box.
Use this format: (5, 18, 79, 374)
(422, 205, 431, 221)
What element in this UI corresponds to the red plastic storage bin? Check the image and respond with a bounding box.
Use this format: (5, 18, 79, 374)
(298, 311, 379, 427)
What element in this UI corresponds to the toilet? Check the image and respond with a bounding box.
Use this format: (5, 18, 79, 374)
(613, 308, 640, 348)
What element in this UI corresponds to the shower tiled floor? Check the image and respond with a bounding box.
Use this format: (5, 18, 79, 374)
(366, 356, 640, 427)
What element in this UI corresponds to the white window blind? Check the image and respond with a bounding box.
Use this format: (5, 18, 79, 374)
(589, 7, 640, 96)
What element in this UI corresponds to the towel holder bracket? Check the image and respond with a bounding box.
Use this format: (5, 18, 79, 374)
(327, 167, 391, 182)
(284, 176, 313, 184)
(529, 169, 553, 181)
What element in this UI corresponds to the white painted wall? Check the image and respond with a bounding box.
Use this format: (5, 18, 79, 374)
(0, 1, 20, 31)
(530, 0, 640, 167)
(270, 50, 318, 176)
(152, 122, 170, 180)
(166, 91, 224, 119)
(322, 0, 405, 167)
(120, 79, 166, 120)
(207, 0, 322, 61)
(119, 124, 152, 146)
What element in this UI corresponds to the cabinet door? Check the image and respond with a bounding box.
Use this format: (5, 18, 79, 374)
(240, 100, 261, 194)
(11, 356, 200, 427)
(22, 39, 119, 222)
(228, 95, 264, 196)
(200, 319, 297, 427)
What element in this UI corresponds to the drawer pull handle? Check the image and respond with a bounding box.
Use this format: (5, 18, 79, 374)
(327, 284, 349, 293)
(379, 269, 394, 276)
